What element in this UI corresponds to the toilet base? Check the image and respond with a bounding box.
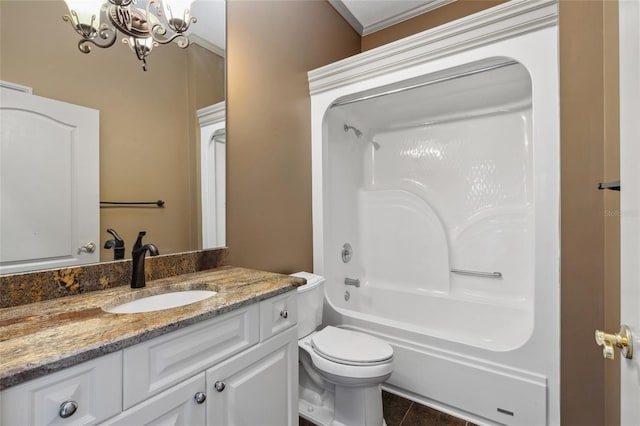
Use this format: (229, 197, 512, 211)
(299, 399, 388, 426)
(299, 380, 387, 426)
(299, 397, 334, 426)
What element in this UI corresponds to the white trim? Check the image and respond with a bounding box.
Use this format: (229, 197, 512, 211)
(190, 34, 225, 58)
(199, 102, 226, 250)
(197, 101, 225, 127)
(362, 0, 456, 36)
(0, 81, 32, 94)
(309, 0, 557, 95)
(329, 0, 455, 36)
(619, 0, 640, 423)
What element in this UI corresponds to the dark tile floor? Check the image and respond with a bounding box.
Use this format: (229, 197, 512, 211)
(299, 391, 478, 426)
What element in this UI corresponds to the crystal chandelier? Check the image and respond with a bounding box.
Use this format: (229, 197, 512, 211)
(62, 0, 196, 71)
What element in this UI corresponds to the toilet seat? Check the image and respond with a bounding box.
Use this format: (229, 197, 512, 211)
(311, 326, 393, 366)
(299, 328, 394, 380)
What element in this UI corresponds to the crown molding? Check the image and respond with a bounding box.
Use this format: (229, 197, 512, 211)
(362, 0, 457, 36)
(309, 0, 557, 96)
(329, 0, 455, 36)
(190, 34, 225, 58)
(197, 101, 225, 127)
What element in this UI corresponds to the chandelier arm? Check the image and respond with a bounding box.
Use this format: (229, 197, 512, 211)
(63, 12, 117, 54)
(145, 0, 194, 47)
(108, 0, 134, 6)
(150, 24, 190, 47)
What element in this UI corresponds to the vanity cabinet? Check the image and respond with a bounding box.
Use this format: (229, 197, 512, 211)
(0, 290, 298, 426)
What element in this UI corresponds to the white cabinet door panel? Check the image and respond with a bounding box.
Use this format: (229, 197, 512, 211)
(102, 374, 206, 426)
(206, 326, 298, 426)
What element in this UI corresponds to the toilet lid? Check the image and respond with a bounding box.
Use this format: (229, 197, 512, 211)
(311, 326, 393, 365)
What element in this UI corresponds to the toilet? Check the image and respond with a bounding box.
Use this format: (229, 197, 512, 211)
(292, 272, 393, 426)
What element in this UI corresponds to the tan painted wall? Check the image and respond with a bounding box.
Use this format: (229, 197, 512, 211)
(603, 2, 620, 424)
(226, 0, 360, 272)
(558, 0, 604, 421)
(0, 0, 224, 261)
(559, 1, 620, 424)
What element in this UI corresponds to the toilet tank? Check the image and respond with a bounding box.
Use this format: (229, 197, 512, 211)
(291, 272, 325, 339)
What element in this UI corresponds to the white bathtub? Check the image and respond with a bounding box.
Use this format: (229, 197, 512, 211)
(331, 284, 533, 352)
(309, 3, 559, 425)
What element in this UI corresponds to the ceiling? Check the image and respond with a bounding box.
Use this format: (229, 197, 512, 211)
(190, 0, 226, 56)
(186, 0, 456, 56)
(329, 0, 455, 36)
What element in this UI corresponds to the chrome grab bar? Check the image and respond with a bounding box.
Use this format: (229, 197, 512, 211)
(344, 278, 361, 287)
(450, 269, 503, 279)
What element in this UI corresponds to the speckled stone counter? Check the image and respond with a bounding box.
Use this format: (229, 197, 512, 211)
(0, 248, 228, 308)
(0, 266, 306, 390)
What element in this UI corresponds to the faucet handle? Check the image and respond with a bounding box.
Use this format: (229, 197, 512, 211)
(106, 228, 124, 244)
(133, 231, 147, 250)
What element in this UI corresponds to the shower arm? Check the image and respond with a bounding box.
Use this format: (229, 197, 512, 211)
(450, 269, 503, 279)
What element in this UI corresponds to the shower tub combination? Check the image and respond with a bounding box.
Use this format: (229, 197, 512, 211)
(309, 2, 559, 425)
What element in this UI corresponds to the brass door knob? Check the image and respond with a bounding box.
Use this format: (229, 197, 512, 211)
(595, 325, 633, 360)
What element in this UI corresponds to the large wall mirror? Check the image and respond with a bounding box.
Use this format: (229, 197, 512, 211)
(0, 0, 225, 273)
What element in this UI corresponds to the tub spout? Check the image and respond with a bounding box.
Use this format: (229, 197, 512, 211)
(345, 277, 360, 287)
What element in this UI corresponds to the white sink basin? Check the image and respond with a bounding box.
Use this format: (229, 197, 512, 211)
(105, 290, 217, 314)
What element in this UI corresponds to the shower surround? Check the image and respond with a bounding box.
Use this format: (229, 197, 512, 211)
(309, 1, 559, 425)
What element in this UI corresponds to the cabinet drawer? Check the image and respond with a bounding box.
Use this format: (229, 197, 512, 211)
(123, 304, 259, 409)
(0, 352, 122, 426)
(259, 290, 297, 341)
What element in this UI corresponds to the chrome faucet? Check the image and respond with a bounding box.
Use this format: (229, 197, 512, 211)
(131, 231, 159, 288)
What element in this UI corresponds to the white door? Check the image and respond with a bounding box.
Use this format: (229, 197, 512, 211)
(0, 88, 99, 273)
(620, 0, 640, 423)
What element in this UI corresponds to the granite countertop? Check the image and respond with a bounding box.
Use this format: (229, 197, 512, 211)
(0, 266, 306, 390)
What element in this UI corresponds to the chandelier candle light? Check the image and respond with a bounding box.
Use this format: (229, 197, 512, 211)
(62, 0, 196, 71)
